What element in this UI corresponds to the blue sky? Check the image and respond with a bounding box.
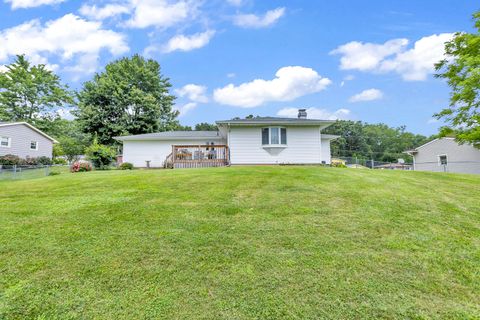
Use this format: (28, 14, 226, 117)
(0, 0, 478, 135)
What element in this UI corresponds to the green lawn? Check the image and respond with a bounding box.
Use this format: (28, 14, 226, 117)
(0, 166, 479, 319)
(0, 165, 70, 181)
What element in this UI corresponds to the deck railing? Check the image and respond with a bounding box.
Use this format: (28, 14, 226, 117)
(167, 145, 229, 169)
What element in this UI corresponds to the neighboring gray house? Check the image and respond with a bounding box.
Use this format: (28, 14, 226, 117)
(405, 137, 480, 174)
(0, 122, 57, 159)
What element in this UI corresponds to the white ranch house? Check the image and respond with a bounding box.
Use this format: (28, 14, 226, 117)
(115, 109, 339, 168)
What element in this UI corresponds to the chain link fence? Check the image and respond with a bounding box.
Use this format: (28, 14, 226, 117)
(0, 165, 71, 181)
(336, 157, 413, 170)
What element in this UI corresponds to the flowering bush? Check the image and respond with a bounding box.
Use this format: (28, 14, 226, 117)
(71, 161, 92, 173)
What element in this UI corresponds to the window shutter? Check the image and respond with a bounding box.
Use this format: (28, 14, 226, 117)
(262, 128, 269, 145)
(281, 128, 287, 144)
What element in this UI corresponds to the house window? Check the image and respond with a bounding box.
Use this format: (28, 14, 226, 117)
(30, 141, 38, 150)
(261, 127, 287, 146)
(439, 155, 447, 165)
(1, 136, 10, 148)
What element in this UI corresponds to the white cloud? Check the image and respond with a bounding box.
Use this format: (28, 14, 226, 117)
(427, 118, 439, 124)
(79, 3, 130, 20)
(331, 38, 409, 71)
(175, 84, 209, 103)
(5, 0, 64, 9)
(233, 7, 285, 28)
(277, 107, 350, 120)
(125, 0, 193, 29)
(331, 33, 453, 81)
(0, 65, 8, 73)
(174, 102, 197, 117)
(213, 66, 331, 108)
(227, 73, 236, 78)
(0, 14, 129, 76)
(379, 33, 454, 81)
(349, 88, 383, 103)
(163, 30, 215, 53)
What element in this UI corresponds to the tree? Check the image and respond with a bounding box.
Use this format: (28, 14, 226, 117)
(325, 120, 429, 162)
(195, 122, 218, 131)
(434, 11, 480, 146)
(76, 54, 177, 145)
(59, 137, 87, 162)
(0, 55, 73, 123)
(85, 138, 117, 169)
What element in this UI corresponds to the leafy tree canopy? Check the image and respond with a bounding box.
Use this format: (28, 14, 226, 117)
(76, 54, 177, 145)
(435, 11, 480, 147)
(325, 120, 430, 162)
(0, 55, 73, 124)
(194, 122, 218, 131)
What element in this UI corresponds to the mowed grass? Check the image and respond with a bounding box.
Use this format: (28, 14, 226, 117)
(0, 166, 479, 319)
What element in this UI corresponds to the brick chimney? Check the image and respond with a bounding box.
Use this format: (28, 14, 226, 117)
(298, 108, 307, 119)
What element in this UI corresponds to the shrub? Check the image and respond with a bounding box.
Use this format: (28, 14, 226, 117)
(85, 139, 116, 170)
(36, 156, 52, 165)
(53, 158, 68, 165)
(119, 162, 134, 170)
(24, 157, 38, 165)
(0, 154, 22, 165)
(71, 161, 92, 173)
(331, 162, 347, 168)
(48, 171, 61, 176)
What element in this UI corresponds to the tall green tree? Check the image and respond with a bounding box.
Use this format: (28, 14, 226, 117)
(0, 55, 73, 123)
(435, 11, 480, 146)
(76, 54, 177, 145)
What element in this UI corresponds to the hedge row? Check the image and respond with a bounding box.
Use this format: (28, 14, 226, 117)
(0, 154, 52, 166)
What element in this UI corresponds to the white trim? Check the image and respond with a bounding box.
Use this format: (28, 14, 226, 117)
(1, 136, 11, 148)
(261, 126, 287, 147)
(437, 154, 448, 166)
(30, 140, 39, 151)
(0, 122, 58, 143)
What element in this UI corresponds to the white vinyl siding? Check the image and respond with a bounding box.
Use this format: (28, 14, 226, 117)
(413, 138, 480, 174)
(123, 138, 226, 168)
(0, 125, 53, 158)
(228, 126, 330, 165)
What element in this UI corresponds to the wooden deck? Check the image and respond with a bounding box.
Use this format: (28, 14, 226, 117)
(165, 145, 229, 169)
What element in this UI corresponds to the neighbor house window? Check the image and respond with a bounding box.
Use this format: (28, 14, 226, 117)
(30, 141, 38, 150)
(439, 155, 447, 165)
(0, 136, 10, 148)
(261, 127, 287, 145)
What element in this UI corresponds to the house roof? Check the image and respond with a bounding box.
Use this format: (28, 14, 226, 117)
(114, 131, 223, 141)
(216, 117, 335, 127)
(0, 122, 58, 143)
(404, 137, 455, 154)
